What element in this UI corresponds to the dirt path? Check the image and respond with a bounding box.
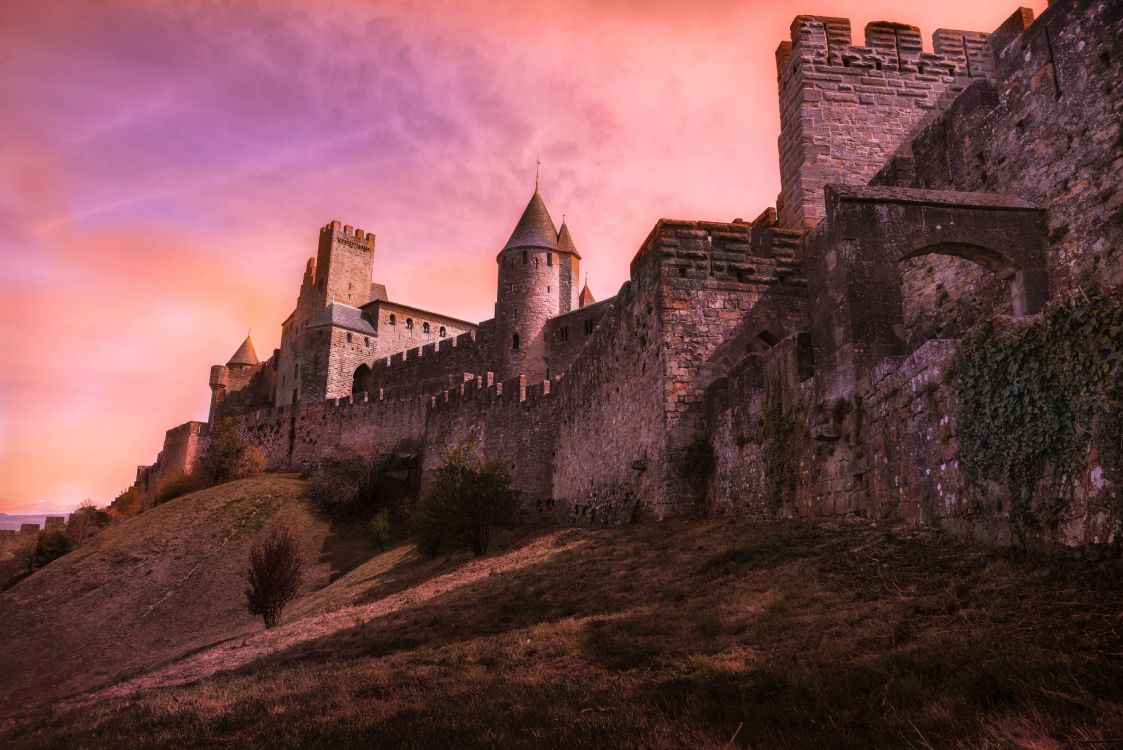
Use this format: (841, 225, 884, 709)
(68, 530, 577, 708)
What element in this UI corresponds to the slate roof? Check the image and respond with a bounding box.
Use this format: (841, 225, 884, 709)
(309, 302, 377, 335)
(503, 191, 559, 251)
(556, 220, 581, 259)
(227, 336, 260, 366)
(578, 281, 596, 308)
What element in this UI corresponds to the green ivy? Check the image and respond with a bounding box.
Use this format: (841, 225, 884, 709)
(762, 378, 805, 512)
(955, 283, 1123, 539)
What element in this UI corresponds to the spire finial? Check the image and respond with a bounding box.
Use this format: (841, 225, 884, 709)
(535, 156, 540, 192)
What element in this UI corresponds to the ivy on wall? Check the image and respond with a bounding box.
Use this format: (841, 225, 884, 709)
(762, 377, 805, 512)
(955, 283, 1123, 539)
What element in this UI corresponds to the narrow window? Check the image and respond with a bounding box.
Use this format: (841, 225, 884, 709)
(365, 337, 370, 346)
(423, 322, 430, 334)
(560, 326, 569, 342)
(534, 257, 540, 268)
(522, 251, 528, 265)
(347, 332, 352, 343)
(584, 320, 594, 335)
(439, 326, 447, 337)
(389, 313, 396, 325)
(406, 318, 414, 330)
(757, 330, 780, 347)
(547, 252, 553, 267)
(512, 333, 520, 350)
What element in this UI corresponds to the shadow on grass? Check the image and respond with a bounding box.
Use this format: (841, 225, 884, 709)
(7, 518, 1123, 750)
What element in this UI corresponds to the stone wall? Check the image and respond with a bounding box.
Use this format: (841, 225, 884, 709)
(906, 0, 1123, 289)
(653, 218, 806, 515)
(776, 16, 992, 229)
(542, 299, 614, 380)
(364, 301, 475, 357)
(134, 421, 206, 509)
(424, 376, 558, 520)
(710, 332, 1118, 548)
(229, 388, 430, 470)
(369, 326, 493, 397)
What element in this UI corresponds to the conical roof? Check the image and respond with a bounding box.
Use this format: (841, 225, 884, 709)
(556, 220, 581, 259)
(227, 336, 259, 366)
(503, 191, 558, 251)
(579, 279, 595, 308)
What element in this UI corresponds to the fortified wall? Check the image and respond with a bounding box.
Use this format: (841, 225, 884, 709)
(708, 0, 1122, 548)
(130, 0, 1122, 549)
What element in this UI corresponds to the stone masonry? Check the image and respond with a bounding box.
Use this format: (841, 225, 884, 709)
(130, 0, 1121, 548)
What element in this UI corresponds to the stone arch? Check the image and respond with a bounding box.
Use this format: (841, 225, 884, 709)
(897, 236, 1046, 319)
(351, 363, 373, 395)
(808, 186, 1049, 396)
(897, 242, 1020, 348)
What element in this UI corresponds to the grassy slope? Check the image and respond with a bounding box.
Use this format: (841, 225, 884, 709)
(2, 476, 1123, 748)
(0, 474, 377, 714)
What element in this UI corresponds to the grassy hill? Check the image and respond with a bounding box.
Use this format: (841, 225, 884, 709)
(1, 474, 1122, 748)
(0, 475, 379, 712)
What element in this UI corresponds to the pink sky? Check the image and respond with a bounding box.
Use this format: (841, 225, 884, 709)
(0, 0, 1045, 514)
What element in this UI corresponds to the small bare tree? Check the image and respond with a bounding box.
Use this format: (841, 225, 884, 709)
(244, 526, 303, 628)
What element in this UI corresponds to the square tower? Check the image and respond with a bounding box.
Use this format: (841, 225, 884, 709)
(314, 220, 376, 308)
(775, 16, 991, 229)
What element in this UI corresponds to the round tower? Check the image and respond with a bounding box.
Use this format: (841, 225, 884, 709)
(494, 190, 578, 381)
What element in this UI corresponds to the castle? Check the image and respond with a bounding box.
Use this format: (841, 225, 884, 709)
(129, 0, 1122, 546)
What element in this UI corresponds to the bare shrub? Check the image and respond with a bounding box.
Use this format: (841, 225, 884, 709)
(306, 455, 379, 518)
(414, 445, 518, 557)
(67, 500, 111, 545)
(27, 529, 72, 572)
(197, 417, 266, 488)
(109, 486, 142, 518)
(155, 473, 201, 505)
(243, 526, 304, 629)
(369, 508, 392, 551)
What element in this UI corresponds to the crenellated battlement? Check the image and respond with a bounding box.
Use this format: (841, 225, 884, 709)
(320, 219, 376, 248)
(373, 329, 477, 371)
(776, 14, 999, 230)
(426, 373, 556, 413)
(631, 218, 805, 287)
(777, 16, 991, 78)
(369, 324, 491, 397)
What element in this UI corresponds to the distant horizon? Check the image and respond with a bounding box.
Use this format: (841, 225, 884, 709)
(0, 0, 1047, 514)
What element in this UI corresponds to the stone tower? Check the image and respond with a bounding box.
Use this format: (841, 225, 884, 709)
(775, 16, 991, 229)
(314, 220, 376, 308)
(494, 190, 578, 381)
(208, 335, 260, 422)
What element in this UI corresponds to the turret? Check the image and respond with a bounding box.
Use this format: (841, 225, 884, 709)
(494, 190, 577, 381)
(209, 334, 264, 422)
(227, 335, 259, 368)
(556, 219, 581, 313)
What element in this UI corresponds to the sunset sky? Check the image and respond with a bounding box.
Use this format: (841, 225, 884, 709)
(0, 0, 1045, 514)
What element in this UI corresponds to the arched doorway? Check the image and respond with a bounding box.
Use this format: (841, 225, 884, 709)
(351, 364, 373, 395)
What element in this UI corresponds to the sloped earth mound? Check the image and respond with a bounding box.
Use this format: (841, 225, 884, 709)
(0, 474, 378, 714)
(1, 481, 1122, 749)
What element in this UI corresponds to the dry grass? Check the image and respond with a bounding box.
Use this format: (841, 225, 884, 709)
(0, 474, 379, 714)
(2, 477, 1122, 749)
